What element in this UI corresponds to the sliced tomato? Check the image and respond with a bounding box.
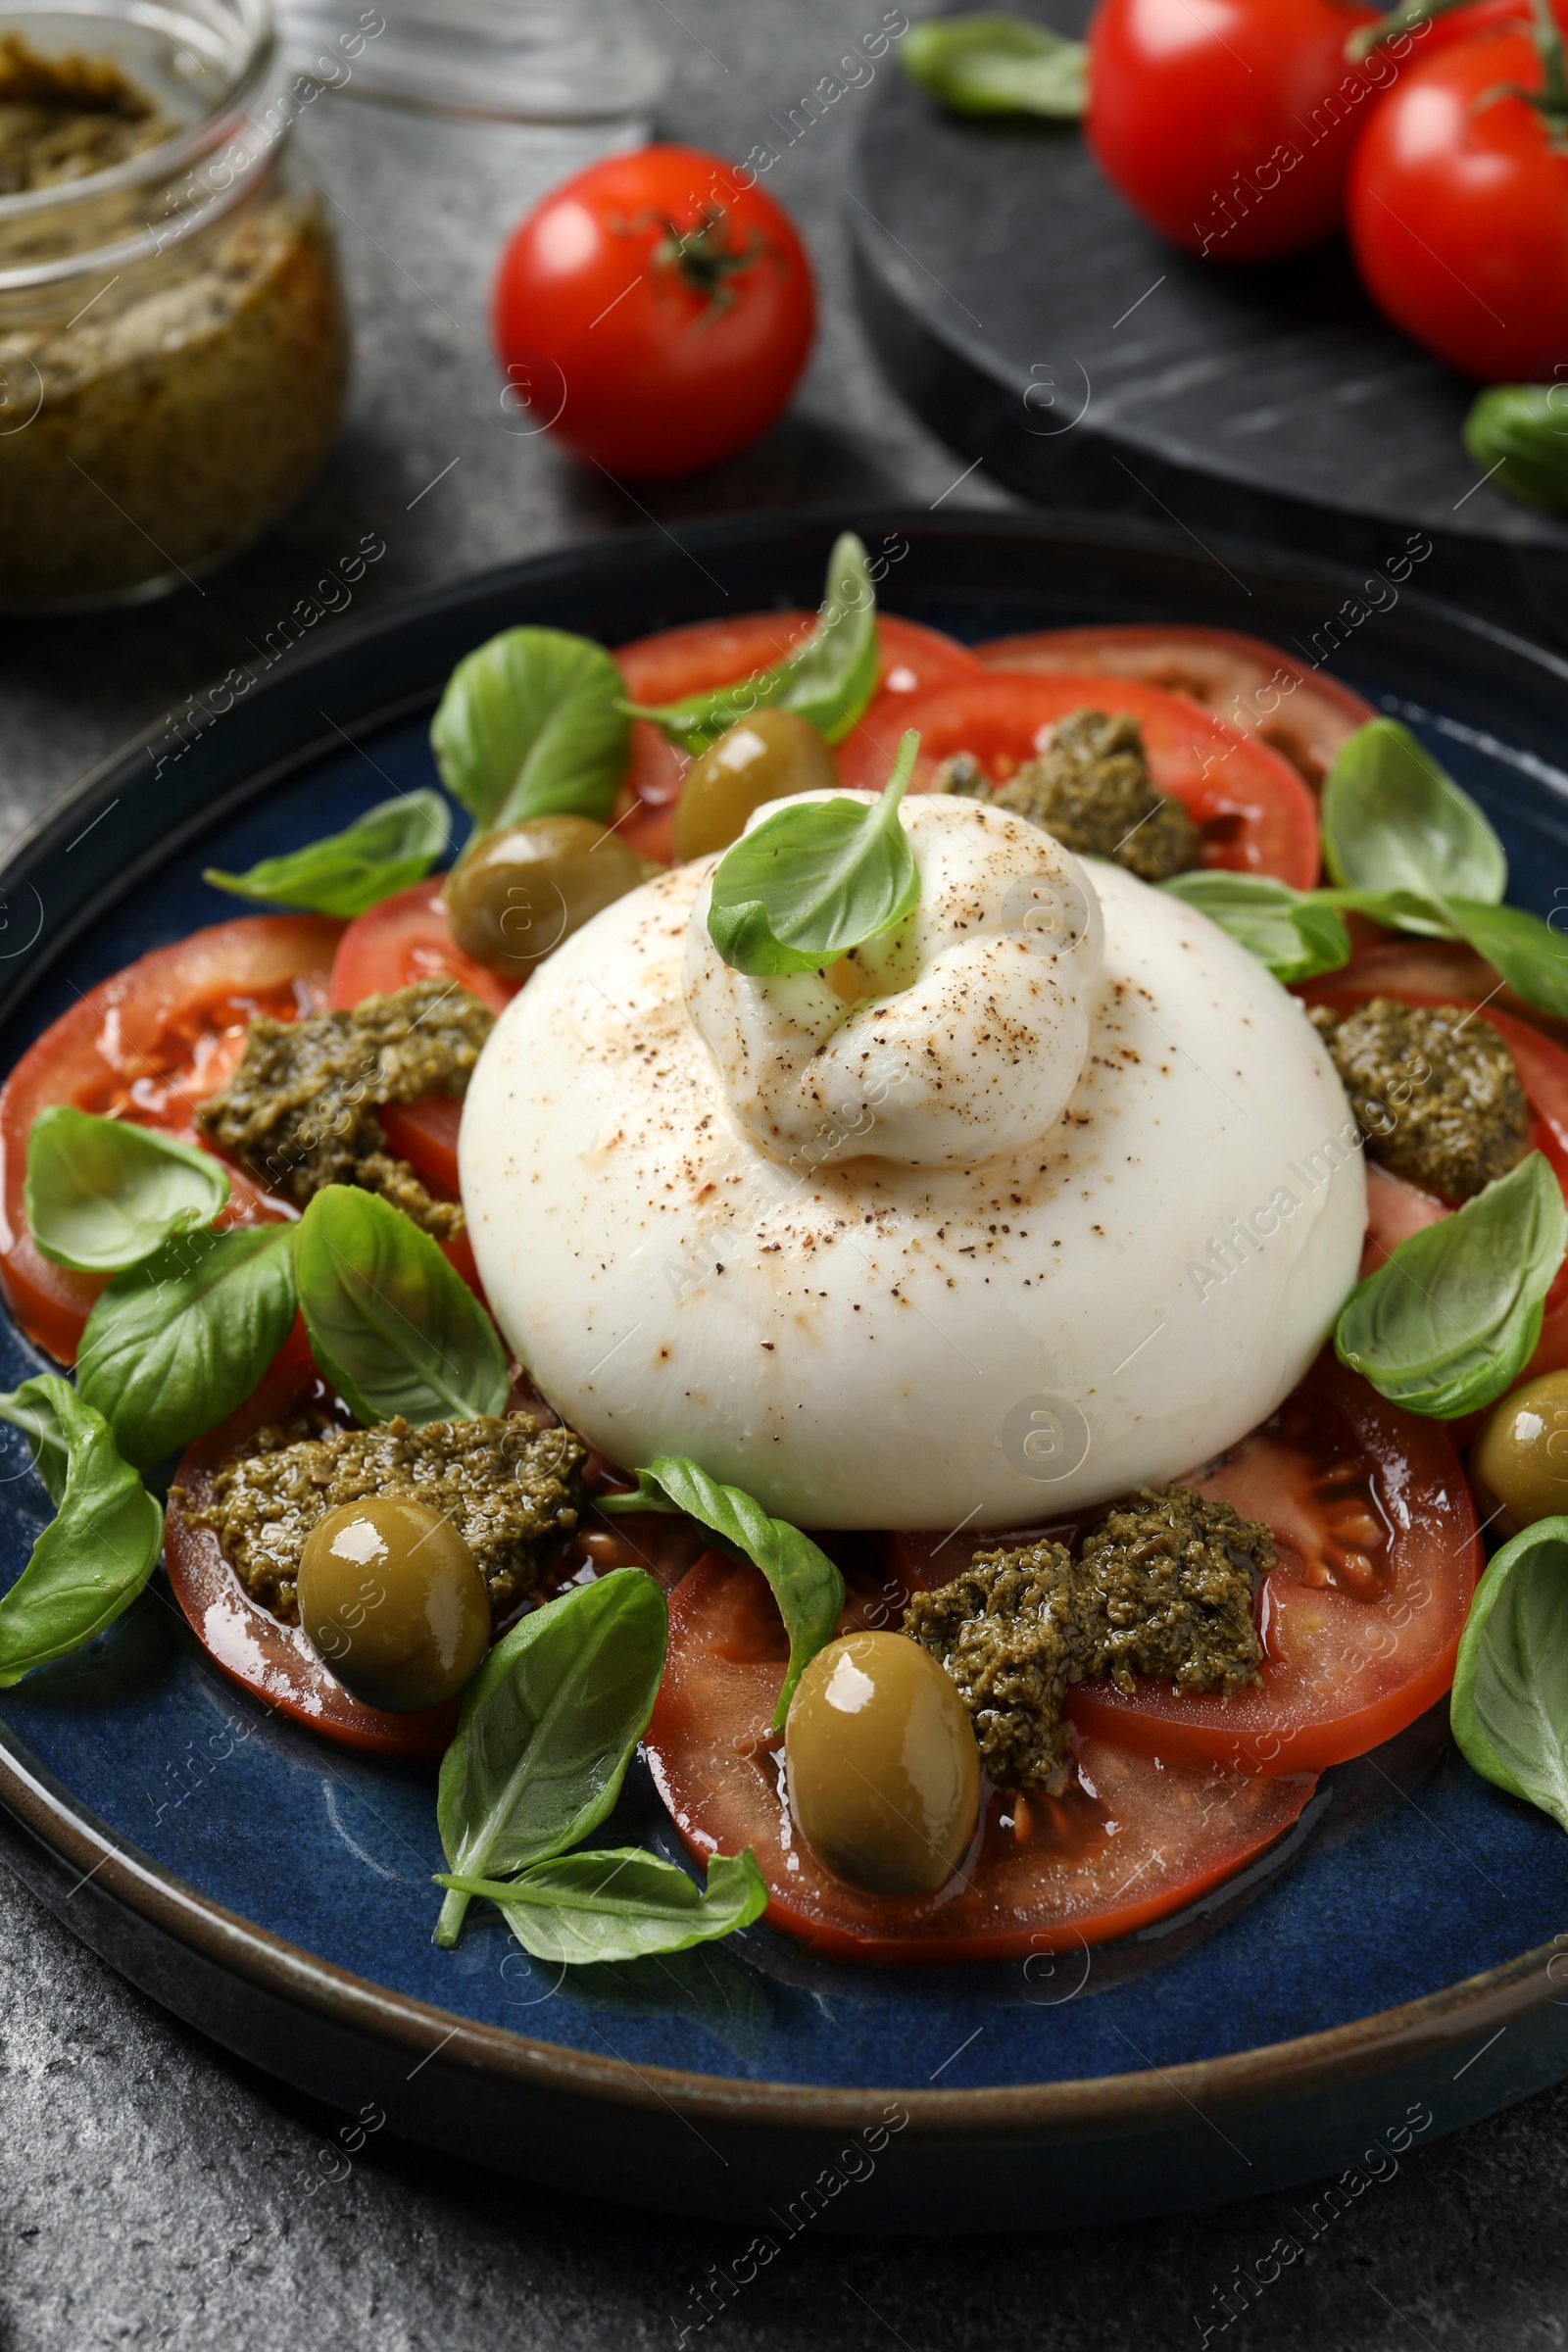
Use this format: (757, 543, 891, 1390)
(973, 624, 1373, 791)
(644, 1546, 1317, 1964)
(380, 1097, 462, 1198)
(1300, 935, 1568, 1049)
(1298, 939, 1568, 1375)
(165, 1347, 461, 1758)
(833, 672, 1321, 889)
(0, 915, 340, 1364)
(1361, 1161, 1448, 1277)
(328, 882, 516, 1014)
(872, 615, 983, 699)
(612, 611, 981, 855)
(616, 608, 814, 719)
(1059, 1356, 1480, 1775)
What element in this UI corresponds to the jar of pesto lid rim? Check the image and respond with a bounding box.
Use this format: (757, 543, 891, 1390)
(0, 0, 349, 612)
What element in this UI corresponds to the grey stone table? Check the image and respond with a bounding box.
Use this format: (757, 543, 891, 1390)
(3, 5, 1567, 2345)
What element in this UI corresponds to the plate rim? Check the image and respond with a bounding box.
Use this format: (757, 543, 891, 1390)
(2, 503, 1564, 2141)
(1, 1721, 1554, 2137)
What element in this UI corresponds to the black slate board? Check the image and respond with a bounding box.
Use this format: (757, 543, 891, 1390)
(847, 2, 1568, 645)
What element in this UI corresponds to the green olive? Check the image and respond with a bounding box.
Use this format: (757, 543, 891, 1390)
(674, 708, 840, 861)
(1472, 1369, 1568, 1536)
(298, 1496, 490, 1713)
(443, 815, 643, 973)
(785, 1632, 981, 1895)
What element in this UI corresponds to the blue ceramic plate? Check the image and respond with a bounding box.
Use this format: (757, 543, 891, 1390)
(1, 513, 1565, 2233)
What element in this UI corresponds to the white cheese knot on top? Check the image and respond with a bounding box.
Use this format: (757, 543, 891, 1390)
(682, 792, 1106, 1170)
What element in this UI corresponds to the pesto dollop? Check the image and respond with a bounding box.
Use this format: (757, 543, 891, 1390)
(903, 1486, 1267, 1789)
(936, 708, 1202, 883)
(1308, 997, 1530, 1201)
(181, 1410, 586, 1625)
(197, 979, 493, 1236)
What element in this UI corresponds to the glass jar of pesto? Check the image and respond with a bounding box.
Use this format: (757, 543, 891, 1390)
(0, 0, 348, 611)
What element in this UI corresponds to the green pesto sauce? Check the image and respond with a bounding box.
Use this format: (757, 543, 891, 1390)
(904, 1487, 1267, 1790)
(0, 35, 172, 195)
(1308, 996, 1530, 1201)
(181, 1410, 585, 1624)
(936, 708, 1202, 883)
(196, 978, 494, 1237)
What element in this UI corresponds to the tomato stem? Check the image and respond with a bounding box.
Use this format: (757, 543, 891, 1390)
(651, 205, 773, 324)
(1470, 0, 1568, 145)
(1345, 0, 1486, 64)
(1532, 0, 1568, 120)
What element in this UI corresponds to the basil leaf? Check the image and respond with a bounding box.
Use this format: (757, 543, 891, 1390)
(1159, 870, 1351, 983)
(707, 732, 921, 978)
(25, 1107, 229, 1272)
(434, 1568, 667, 1948)
(436, 1847, 767, 1967)
(1464, 385, 1568, 515)
(1321, 719, 1507, 920)
(903, 13, 1088, 118)
(0, 1377, 163, 1684)
(294, 1185, 508, 1429)
(1309, 872, 1568, 1025)
(618, 533, 879, 756)
(76, 1225, 298, 1472)
(430, 627, 629, 836)
(601, 1455, 843, 1730)
(1441, 899, 1568, 1024)
(204, 790, 450, 919)
(1335, 1152, 1567, 1416)
(1451, 1518, 1568, 1828)
(0, 1385, 72, 1507)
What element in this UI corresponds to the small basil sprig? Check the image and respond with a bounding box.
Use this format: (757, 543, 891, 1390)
(76, 1225, 297, 1472)
(205, 790, 450, 918)
(1322, 719, 1507, 917)
(1451, 1517, 1568, 1832)
(601, 1456, 844, 1728)
(1159, 871, 1351, 984)
(431, 628, 629, 837)
(1168, 718, 1568, 1025)
(903, 12, 1088, 118)
(435, 1847, 767, 1966)
(434, 1568, 668, 1948)
(1463, 385, 1568, 516)
(619, 533, 879, 756)
(1297, 888, 1568, 1023)
(294, 1185, 508, 1428)
(706, 732, 921, 978)
(1409, 898, 1568, 1025)
(25, 1108, 228, 1272)
(1335, 1152, 1568, 1416)
(0, 1378, 163, 1684)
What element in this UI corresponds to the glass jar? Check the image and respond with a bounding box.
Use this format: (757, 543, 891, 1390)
(0, 0, 349, 612)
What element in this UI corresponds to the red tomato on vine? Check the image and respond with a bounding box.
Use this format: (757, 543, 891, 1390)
(1348, 16, 1568, 380)
(1086, 0, 1384, 261)
(492, 143, 815, 479)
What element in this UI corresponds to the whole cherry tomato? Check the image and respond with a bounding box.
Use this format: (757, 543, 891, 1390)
(1348, 23, 1568, 379)
(492, 143, 815, 479)
(1087, 0, 1385, 261)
